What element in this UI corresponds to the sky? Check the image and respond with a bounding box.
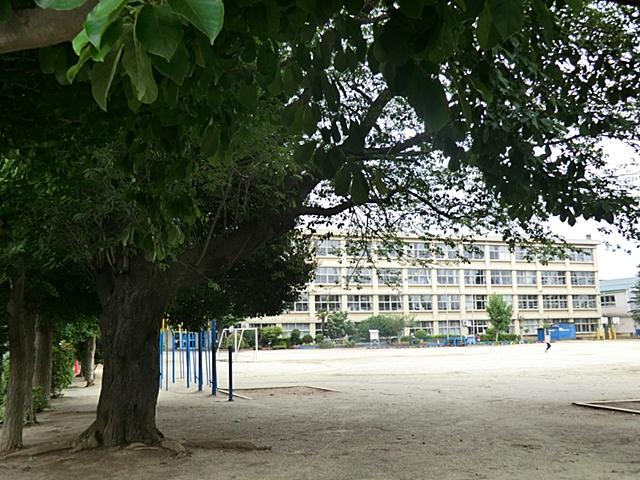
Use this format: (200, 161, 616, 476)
(549, 140, 640, 281)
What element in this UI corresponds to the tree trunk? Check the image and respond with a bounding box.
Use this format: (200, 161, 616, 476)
(0, 261, 36, 452)
(33, 316, 54, 399)
(77, 258, 170, 448)
(82, 336, 96, 387)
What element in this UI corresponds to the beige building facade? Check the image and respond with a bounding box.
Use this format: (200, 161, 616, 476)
(249, 234, 601, 338)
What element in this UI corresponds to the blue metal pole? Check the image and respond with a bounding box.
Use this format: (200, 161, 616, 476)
(212, 321, 217, 395)
(172, 329, 175, 384)
(186, 331, 191, 389)
(159, 330, 163, 388)
(204, 330, 210, 387)
(198, 330, 203, 391)
(165, 328, 169, 391)
(227, 345, 233, 402)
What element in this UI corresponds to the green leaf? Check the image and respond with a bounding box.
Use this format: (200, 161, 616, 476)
(84, 0, 128, 50)
(90, 18, 122, 61)
(293, 141, 316, 165)
(90, 44, 123, 111)
(469, 76, 494, 104)
(200, 124, 220, 157)
(333, 164, 352, 197)
(151, 43, 190, 85)
(350, 169, 369, 205)
(72, 29, 90, 55)
(122, 38, 158, 104)
(488, 0, 523, 41)
(477, 0, 523, 49)
(35, 0, 87, 10)
(168, 0, 224, 44)
(402, 68, 450, 132)
(238, 83, 258, 113)
(135, 5, 184, 61)
(0, 0, 11, 23)
(66, 47, 91, 82)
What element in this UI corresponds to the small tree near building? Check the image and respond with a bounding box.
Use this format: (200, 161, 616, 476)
(629, 268, 640, 330)
(486, 295, 513, 342)
(326, 311, 354, 339)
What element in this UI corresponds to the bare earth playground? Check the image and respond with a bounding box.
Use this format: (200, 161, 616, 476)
(4, 340, 640, 480)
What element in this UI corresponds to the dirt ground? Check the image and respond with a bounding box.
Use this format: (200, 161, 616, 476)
(2, 340, 640, 480)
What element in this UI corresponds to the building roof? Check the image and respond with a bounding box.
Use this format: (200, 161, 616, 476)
(600, 277, 638, 293)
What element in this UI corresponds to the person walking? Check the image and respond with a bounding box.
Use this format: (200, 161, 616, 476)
(544, 332, 551, 352)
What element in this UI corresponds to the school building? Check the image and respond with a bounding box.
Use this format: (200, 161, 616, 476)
(248, 233, 602, 338)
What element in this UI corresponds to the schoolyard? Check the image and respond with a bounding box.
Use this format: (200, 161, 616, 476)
(2, 340, 640, 480)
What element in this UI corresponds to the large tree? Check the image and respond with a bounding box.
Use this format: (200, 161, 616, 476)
(1, 0, 640, 450)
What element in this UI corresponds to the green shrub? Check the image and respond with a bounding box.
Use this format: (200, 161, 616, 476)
(414, 329, 428, 340)
(259, 326, 283, 347)
(314, 333, 324, 343)
(400, 335, 413, 343)
(289, 329, 301, 346)
(51, 341, 74, 398)
(342, 339, 356, 348)
(32, 386, 49, 413)
(319, 338, 335, 349)
(302, 334, 314, 344)
(276, 338, 290, 348)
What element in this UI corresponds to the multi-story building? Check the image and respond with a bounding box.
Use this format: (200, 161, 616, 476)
(600, 277, 639, 337)
(250, 233, 601, 338)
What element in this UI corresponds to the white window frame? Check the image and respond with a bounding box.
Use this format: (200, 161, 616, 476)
(437, 294, 460, 311)
(406, 242, 429, 259)
(346, 267, 372, 285)
(377, 268, 402, 285)
(315, 266, 341, 284)
(408, 268, 431, 285)
(542, 295, 568, 309)
(541, 271, 566, 286)
(314, 294, 341, 312)
(570, 271, 595, 286)
(408, 295, 433, 311)
(315, 239, 341, 257)
(346, 295, 372, 312)
(378, 294, 403, 312)
(518, 294, 538, 310)
(464, 269, 486, 286)
(491, 270, 513, 286)
(465, 294, 487, 311)
(572, 295, 597, 309)
(600, 294, 616, 307)
(293, 293, 309, 312)
(516, 270, 537, 285)
(489, 245, 510, 261)
(463, 244, 485, 260)
(437, 269, 458, 285)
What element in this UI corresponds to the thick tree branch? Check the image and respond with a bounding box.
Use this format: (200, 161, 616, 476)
(296, 200, 355, 217)
(0, 0, 96, 55)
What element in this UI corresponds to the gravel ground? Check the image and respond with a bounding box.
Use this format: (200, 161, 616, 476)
(2, 340, 640, 480)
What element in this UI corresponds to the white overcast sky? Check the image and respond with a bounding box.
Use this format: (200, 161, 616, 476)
(550, 140, 640, 280)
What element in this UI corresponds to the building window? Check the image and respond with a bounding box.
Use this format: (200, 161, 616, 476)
(377, 268, 402, 285)
(570, 271, 595, 286)
(600, 294, 616, 307)
(437, 294, 460, 311)
(379, 295, 403, 312)
(315, 239, 341, 256)
(439, 320, 461, 335)
(346, 267, 372, 285)
(281, 323, 310, 334)
(463, 244, 485, 260)
(489, 245, 510, 261)
(518, 294, 539, 310)
(315, 266, 341, 284)
(464, 269, 486, 286)
(516, 270, 537, 285)
(543, 295, 568, 309)
(408, 268, 431, 285)
(347, 295, 372, 312)
(574, 318, 598, 333)
(518, 319, 541, 335)
(569, 249, 593, 262)
(465, 294, 487, 311)
(573, 295, 597, 309)
(434, 243, 458, 259)
(467, 319, 489, 335)
(411, 321, 434, 335)
(541, 271, 566, 286)
(314, 295, 341, 312)
(499, 294, 513, 306)
(408, 295, 433, 311)
(437, 269, 458, 285)
(491, 270, 512, 286)
(406, 242, 429, 259)
(345, 240, 369, 259)
(293, 293, 309, 312)
(376, 242, 403, 259)
(515, 247, 532, 262)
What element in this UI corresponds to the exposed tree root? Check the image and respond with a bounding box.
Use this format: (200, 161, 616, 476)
(0, 441, 73, 460)
(183, 439, 271, 451)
